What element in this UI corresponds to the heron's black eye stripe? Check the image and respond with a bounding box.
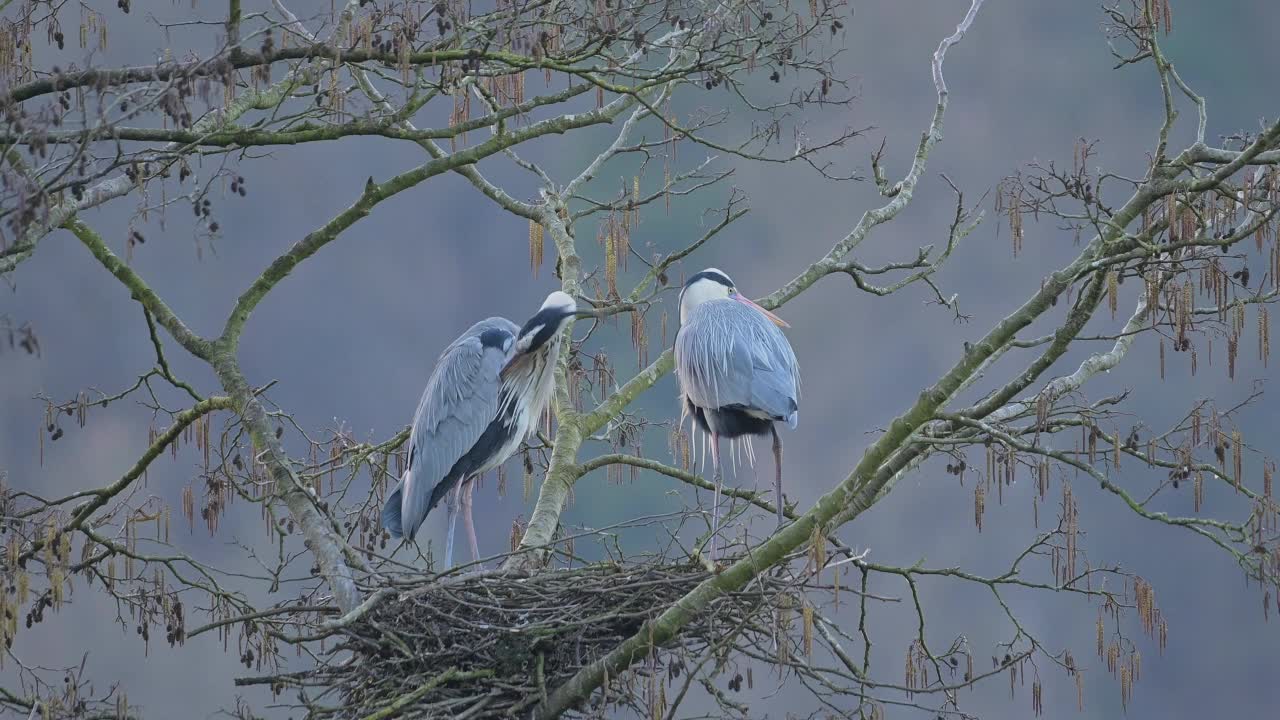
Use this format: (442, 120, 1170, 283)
(517, 307, 570, 353)
(685, 270, 733, 288)
(518, 307, 560, 336)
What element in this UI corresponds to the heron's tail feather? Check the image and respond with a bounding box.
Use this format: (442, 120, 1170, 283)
(786, 411, 799, 430)
(381, 479, 405, 539)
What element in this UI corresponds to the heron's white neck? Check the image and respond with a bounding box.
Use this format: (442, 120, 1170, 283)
(679, 282, 730, 324)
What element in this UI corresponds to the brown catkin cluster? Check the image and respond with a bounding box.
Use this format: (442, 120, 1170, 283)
(775, 595, 792, 666)
(1063, 483, 1079, 583)
(668, 425, 691, 472)
(903, 641, 920, 695)
(1135, 577, 1157, 637)
(528, 219, 544, 275)
(1260, 306, 1271, 365)
(1233, 430, 1244, 491)
(509, 517, 526, 553)
(522, 451, 534, 503)
(1107, 270, 1119, 319)
(809, 523, 827, 582)
(605, 232, 618, 297)
(630, 309, 649, 368)
(974, 480, 985, 532)
(1009, 194, 1023, 256)
(801, 604, 814, 659)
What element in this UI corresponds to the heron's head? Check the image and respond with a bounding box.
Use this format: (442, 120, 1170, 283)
(514, 291, 578, 355)
(679, 267, 788, 328)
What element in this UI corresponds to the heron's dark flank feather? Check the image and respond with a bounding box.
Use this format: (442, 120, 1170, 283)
(686, 399, 775, 439)
(425, 395, 520, 514)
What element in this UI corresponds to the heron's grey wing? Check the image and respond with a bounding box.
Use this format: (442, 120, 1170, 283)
(741, 304, 801, 428)
(382, 318, 518, 539)
(675, 300, 800, 426)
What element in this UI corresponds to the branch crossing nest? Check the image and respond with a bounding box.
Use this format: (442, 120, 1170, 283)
(315, 562, 749, 718)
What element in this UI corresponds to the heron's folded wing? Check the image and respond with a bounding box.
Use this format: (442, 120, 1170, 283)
(382, 319, 517, 539)
(675, 301, 799, 423)
(745, 310, 801, 426)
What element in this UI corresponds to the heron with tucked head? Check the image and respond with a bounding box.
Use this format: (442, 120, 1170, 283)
(381, 291, 579, 568)
(674, 268, 800, 558)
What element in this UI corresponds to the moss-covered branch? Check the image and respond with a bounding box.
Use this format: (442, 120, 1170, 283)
(65, 218, 214, 359)
(579, 453, 792, 520)
(219, 96, 636, 347)
(356, 667, 494, 720)
(3, 42, 639, 106)
(67, 188, 368, 613)
(503, 201, 589, 571)
(580, 350, 674, 435)
(1, 80, 594, 150)
(539, 213, 1091, 713)
(208, 351, 366, 612)
(18, 395, 234, 564)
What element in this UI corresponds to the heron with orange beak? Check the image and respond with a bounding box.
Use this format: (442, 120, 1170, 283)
(674, 268, 800, 558)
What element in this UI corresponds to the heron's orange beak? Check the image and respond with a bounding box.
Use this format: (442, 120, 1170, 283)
(733, 293, 789, 328)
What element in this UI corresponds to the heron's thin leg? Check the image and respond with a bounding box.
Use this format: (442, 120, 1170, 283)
(710, 432, 722, 560)
(771, 425, 785, 528)
(461, 479, 480, 566)
(444, 484, 460, 570)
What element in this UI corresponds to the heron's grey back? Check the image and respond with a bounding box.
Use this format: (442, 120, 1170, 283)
(674, 299, 800, 426)
(382, 317, 519, 539)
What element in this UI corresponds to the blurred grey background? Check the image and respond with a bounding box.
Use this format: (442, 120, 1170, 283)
(2, 0, 1278, 717)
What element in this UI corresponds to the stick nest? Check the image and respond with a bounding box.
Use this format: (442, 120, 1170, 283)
(319, 562, 733, 719)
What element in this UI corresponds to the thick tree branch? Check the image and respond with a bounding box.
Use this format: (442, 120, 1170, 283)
(65, 219, 213, 359)
(503, 200, 589, 570)
(539, 2, 990, 711)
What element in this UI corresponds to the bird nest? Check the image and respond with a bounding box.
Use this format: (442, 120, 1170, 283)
(309, 560, 791, 719)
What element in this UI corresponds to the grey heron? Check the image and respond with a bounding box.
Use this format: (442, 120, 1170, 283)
(381, 291, 578, 568)
(674, 268, 799, 557)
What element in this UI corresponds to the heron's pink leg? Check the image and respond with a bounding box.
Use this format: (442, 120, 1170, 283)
(710, 433, 722, 560)
(460, 479, 481, 566)
(771, 425, 785, 528)
(443, 483, 461, 569)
